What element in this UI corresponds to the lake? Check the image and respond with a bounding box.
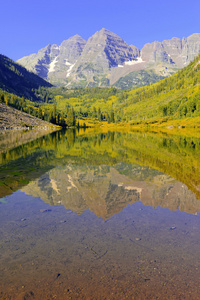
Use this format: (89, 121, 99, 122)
(0, 128, 200, 299)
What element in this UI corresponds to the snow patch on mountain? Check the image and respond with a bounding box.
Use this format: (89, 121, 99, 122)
(66, 63, 75, 77)
(124, 57, 144, 65)
(117, 57, 145, 68)
(65, 60, 72, 66)
(52, 45, 60, 50)
(49, 57, 58, 72)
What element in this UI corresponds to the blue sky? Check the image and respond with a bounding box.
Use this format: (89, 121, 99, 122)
(1, 0, 200, 61)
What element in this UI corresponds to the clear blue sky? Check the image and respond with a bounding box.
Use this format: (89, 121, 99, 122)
(1, 0, 200, 61)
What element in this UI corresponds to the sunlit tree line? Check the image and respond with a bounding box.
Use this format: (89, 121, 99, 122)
(0, 91, 77, 127)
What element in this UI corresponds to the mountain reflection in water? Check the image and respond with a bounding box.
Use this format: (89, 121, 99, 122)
(22, 163, 200, 218)
(0, 128, 200, 215)
(0, 128, 200, 299)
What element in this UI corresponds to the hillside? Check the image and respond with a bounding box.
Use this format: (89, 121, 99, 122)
(116, 53, 200, 124)
(0, 54, 52, 99)
(17, 29, 200, 89)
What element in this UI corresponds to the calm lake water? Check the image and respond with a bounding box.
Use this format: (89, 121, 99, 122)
(0, 128, 200, 299)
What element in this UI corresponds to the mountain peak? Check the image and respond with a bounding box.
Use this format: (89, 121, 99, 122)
(99, 27, 111, 33)
(96, 28, 120, 38)
(67, 34, 86, 42)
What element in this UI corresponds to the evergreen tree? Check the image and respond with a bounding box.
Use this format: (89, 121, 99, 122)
(110, 110, 115, 122)
(93, 107, 97, 118)
(60, 112, 66, 127)
(66, 108, 76, 127)
(107, 113, 111, 124)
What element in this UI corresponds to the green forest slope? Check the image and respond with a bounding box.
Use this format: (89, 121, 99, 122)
(115, 53, 200, 123)
(0, 54, 52, 99)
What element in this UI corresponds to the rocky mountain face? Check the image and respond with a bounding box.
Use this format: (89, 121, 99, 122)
(141, 33, 200, 68)
(17, 29, 200, 89)
(69, 28, 139, 87)
(17, 35, 86, 85)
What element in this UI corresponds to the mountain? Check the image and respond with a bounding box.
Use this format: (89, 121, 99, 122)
(68, 28, 139, 87)
(0, 54, 52, 99)
(17, 29, 200, 89)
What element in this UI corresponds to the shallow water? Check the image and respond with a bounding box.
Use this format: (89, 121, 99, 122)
(0, 129, 200, 299)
